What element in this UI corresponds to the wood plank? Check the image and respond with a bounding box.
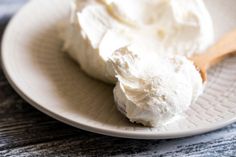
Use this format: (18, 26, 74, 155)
(0, 1, 235, 156)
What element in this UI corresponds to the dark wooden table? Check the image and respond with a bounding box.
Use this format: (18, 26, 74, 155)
(0, 1, 236, 156)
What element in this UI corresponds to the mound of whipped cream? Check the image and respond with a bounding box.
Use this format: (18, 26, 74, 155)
(60, 0, 213, 127)
(60, 0, 214, 83)
(107, 46, 203, 126)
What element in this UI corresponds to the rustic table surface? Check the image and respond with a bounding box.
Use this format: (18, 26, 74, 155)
(0, 1, 236, 156)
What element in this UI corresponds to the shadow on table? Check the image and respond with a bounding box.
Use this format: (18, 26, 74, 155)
(0, 14, 12, 46)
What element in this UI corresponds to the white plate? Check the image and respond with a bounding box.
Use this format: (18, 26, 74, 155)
(2, 0, 236, 139)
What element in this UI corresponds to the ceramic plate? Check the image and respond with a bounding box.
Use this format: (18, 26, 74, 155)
(2, 0, 236, 139)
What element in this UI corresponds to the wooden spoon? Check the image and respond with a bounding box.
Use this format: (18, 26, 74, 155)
(191, 30, 236, 82)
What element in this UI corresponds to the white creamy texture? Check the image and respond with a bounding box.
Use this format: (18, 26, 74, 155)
(107, 47, 203, 127)
(60, 0, 214, 83)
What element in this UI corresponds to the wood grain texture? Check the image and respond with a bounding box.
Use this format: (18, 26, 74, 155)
(0, 1, 235, 156)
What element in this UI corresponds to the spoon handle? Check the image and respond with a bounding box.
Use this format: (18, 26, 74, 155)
(193, 30, 236, 70)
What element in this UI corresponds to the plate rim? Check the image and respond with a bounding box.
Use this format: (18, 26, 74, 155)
(1, 0, 236, 139)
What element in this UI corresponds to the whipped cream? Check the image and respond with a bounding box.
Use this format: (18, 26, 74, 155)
(108, 46, 203, 126)
(60, 0, 214, 83)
